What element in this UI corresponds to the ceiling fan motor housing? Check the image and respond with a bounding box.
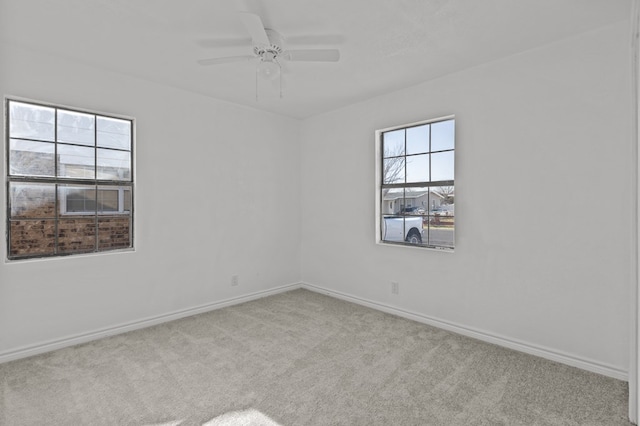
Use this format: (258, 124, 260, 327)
(254, 44, 282, 61)
(254, 29, 284, 60)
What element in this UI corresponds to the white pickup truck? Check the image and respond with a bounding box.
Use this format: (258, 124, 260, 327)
(382, 216, 424, 244)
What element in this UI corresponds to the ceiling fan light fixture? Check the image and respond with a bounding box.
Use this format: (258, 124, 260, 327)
(255, 51, 282, 100)
(257, 52, 280, 80)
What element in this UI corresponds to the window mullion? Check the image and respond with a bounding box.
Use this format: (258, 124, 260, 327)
(382, 180, 454, 189)
(54, 108, 59, 255)
(94, 114, 98, 253)
(403, 129, 407, 240)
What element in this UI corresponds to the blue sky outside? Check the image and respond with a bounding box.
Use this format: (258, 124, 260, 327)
(382, 119, 454, 184)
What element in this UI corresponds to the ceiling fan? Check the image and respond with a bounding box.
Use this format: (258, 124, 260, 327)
(198, 12, 340, 98)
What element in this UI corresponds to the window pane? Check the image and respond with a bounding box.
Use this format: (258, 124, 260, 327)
(59, 185, 96, 214)
(381, 214, 425, 244)
(381, 214, 405, 243)
(57, 218, 96, 254)
(9, 219, 56, 257)
(97, 117, 131, 150)
(426, 185, 454, 248)
(383, 129, 404, 158)
(98, 217, 131, 251)
(381, 187, 426, 245)
(431, 119, 455, 152)
(431, 151, 454, 181)
(97, 188, 119, 213)
(383, 157, 405, 184)
(427, 191, 455, 216)
(9, 182, 56, 218)
(406, 124, 429, 155)
(123, 188, 132, 213)
(99, 186, 133, 214)
(404, 217, 422, 245)
(9, 139, 55, 177)
(381, 188, 403, 215)
(403, 187, 429, 215)
(57, 144, 95, 179)
(406, 154, 429, 183)
(57, 110, 95, 146)
(428, 215, 454, 248)
(97, 149, 131, 181)
(432, 185, 455, 208)
(9, 101, 55, 141)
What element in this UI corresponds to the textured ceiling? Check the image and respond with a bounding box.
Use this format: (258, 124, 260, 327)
(0, 0, 632, 119)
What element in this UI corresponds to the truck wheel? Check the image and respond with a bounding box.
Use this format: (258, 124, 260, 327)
(406, 229, 422, 244)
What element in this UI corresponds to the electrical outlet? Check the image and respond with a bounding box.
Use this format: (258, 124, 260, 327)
(391, 281, 399, 295)
(231, 275, 239, 286)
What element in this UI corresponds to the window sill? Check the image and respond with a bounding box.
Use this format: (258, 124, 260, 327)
(5, 247, 136, 264)
(376, 240, 455, 253)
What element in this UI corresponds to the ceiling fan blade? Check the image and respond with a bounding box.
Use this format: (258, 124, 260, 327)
(238, 12, 270, 46)
(284, 49, 340, 62)
(196, 37, 251, 48)
(197, 55, 254, 66)
(284, 35, 345, 46)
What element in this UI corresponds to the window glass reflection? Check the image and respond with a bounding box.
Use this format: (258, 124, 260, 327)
(9, 102, 55, 141)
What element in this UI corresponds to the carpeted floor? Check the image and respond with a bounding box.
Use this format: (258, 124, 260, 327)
(0, 289, 632, 425)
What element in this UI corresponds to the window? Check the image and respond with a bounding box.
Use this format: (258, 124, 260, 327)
(377, 116, 454, 249)
(60, 187, 130, 215)
(6, 99, 134, 260)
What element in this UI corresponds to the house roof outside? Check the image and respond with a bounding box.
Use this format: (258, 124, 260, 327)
(382, 189, 445, 202)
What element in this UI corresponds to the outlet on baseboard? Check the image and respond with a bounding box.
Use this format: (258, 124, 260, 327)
(231, 275, 239, 286)
(391, 281, 399, 295)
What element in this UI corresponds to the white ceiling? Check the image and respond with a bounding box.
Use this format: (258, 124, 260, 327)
(0, 0, 631, 119)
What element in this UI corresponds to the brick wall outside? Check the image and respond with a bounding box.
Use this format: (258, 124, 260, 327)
(57, 218, 97, 254)
(9, 220, 56, 257)
(9, 195, 131, 258)
(98, 217, 131, 250)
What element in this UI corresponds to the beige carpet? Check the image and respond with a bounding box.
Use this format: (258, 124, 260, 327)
(0, 289, 632, 425)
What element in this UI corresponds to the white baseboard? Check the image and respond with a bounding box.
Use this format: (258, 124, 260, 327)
(1, 281, 628, 382)
(0, 282, 302, 364)
(301, 282, 628, 381)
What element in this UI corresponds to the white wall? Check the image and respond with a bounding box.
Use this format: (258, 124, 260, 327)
(300, 21, 633, 376)
(0, 19, 634, 380)
(0, 43, 302, 355)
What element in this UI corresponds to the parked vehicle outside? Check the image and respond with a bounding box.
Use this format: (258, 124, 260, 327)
(399, 206, 426, 215)
(430, 204, 454, 217)
(382, 216, 423, 244)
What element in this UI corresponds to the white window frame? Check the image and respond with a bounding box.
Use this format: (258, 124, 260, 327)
(5, 97, 135, 260)
(375, 115, 455, 250)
